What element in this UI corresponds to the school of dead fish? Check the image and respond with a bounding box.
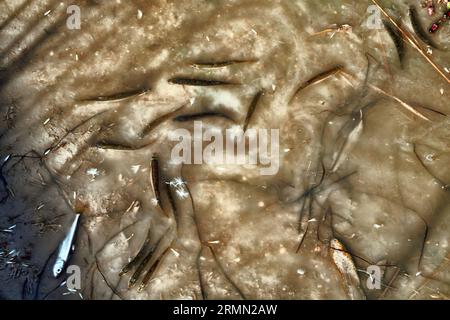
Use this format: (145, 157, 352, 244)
(1, 0, 449, 300)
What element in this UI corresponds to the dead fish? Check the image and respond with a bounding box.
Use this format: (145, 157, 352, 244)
(128, 237, 162, 288)
(291, 66, 343, 102)
(331, 110, 364, 173)
(243, 91, 263, 131)
(95, 141, 137, 151)
(330, 238, 366, 300)
(82, 87, 150, 102)
(151, 155, 162, 209)
(173, 111, 234, 122)
(119, 229, 152, 276)
(168, 78, 235, 86)
(191, 59, 258, 69)
(138, 246, 171, 292)
(52, 214, 81, 278)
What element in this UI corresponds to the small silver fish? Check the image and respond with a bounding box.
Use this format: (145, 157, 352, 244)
(53, 214, 81, 278)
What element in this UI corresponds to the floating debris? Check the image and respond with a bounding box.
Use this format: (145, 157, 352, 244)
(175, 188, 189, 199)
(311, 24, 352, 38)
(86, 168, 100, 179)
(131, 165, 141, 174)
(170, 248, 180, 257)
(410, 6, 439, 49)
(421, 0, 435, 16)
(429, 6, 450, 33)
(125, 200, 140, 213)
(31, 216, 62, 234)
(0, 248, 30, 279)
(3, 154, 11, 164)
(62, 288, 84, 299)
(167, 177, 189, 200)
(0, 224, 16, 234)
(166, 177, 185, 188)
(330, 239, 366, 300)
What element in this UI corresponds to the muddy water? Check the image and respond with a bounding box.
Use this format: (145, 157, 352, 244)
(0, 0, 449, 300)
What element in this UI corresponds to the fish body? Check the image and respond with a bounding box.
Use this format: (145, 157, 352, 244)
(331, 111, 364, 173)
(128, 237, 161, 288)
(290, 66, 343, 102)
(151, 155, 162, 208)
(52, 214, 81, 278)
(83, 87, 150, 102)
(243, 91, 263, 131)
(168, 78, 233, 86)
(174, 111, 233, 122)
(191, 59, 258, 69)
(138, 247, 169, 292)
(120, 229, 152, 276)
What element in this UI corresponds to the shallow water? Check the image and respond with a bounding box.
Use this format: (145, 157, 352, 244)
(0, 0, 449, 300)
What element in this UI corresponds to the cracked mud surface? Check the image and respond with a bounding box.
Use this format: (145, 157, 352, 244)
(0, 0, 450, 300)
